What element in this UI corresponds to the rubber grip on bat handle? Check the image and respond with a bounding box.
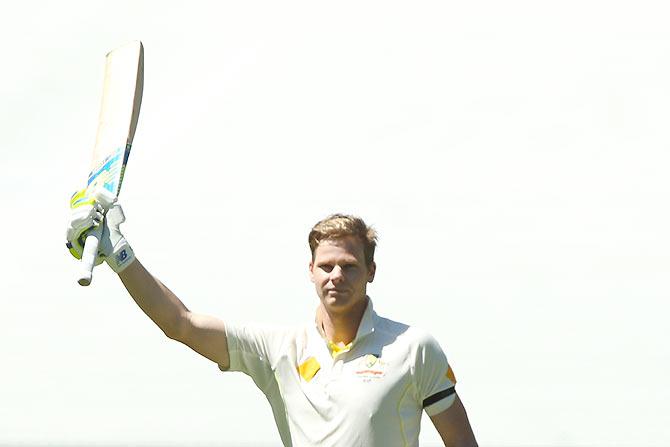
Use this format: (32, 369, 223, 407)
(77, 227, 102, 286)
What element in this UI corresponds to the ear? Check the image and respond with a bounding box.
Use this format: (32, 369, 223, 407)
(309, 260, 315, 283)
(367, 261, 376, 283)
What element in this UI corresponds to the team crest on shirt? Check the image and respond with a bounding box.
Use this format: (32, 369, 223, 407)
(354, 354, 386, 381)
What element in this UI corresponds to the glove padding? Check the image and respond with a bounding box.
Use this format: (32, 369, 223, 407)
(66, 189, 105, 259)
(66, 189, 135, 273)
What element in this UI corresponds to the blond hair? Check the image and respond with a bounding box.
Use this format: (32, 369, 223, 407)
(308, 214, 378, 266)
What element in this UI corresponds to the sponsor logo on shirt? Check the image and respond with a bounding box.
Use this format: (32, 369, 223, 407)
(355, 354, 386, 381)
(298, 356, 321, 382)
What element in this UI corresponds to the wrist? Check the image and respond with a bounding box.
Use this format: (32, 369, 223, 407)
(106, 240, 135, 273)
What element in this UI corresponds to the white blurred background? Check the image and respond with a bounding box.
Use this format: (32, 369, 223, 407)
(1, 1, 669, 446)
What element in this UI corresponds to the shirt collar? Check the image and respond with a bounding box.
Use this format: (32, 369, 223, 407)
(313, 296, 377, 349)
(354, 297, 376, 341)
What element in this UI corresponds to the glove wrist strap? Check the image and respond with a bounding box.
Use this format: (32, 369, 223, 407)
(107, 243, 135, 273)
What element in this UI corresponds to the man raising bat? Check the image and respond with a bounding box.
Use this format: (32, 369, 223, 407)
(66, 194, 478, 446)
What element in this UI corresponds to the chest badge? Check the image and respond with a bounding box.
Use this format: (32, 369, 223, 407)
(298, 356, 321, 382)
(355, 354, 386, 381)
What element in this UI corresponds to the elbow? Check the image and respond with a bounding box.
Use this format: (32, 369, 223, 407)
(162, 313, 190, 342)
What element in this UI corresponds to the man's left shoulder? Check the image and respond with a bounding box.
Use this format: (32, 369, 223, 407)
(374, 314, 441, 351)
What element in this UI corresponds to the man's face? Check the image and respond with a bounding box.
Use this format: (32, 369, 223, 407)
(309, 235, 376, 315)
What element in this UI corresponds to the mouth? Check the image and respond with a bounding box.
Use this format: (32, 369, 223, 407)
(326, 288, 348, 295)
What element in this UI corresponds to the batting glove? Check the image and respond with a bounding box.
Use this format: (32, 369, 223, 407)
(66, 189, 135, 273)
(98, 204, 135, 273)
(66, 189, 106, 260)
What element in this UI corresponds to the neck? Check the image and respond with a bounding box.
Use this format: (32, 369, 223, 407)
(318, 297, 368, 345)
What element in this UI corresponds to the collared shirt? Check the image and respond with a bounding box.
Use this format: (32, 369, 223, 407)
(223, 299, 457, 447)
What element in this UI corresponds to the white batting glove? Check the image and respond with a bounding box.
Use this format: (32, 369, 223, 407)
(98, 204, 135, 273)
(66, 189, 106, 260)
(66, 189, 135, 273)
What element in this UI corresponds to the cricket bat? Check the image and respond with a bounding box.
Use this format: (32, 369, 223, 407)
(78, 41, 144, 286)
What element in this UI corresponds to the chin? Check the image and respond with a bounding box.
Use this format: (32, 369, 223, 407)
(324, 295, 348, 306)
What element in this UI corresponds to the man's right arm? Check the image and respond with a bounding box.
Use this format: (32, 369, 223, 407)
(118, 259, 230, 369)
(67, 196, 230, 369)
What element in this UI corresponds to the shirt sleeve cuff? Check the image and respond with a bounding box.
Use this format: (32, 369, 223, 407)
(423, 387, 456, 416)
(218, 322, 239, 372)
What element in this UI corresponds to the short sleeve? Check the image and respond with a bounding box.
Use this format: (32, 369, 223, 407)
(222, 322, 293, 393)
(413, 332, 457, 416)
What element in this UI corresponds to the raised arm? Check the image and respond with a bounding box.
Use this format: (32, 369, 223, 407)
(66, 196, 230, 369)
(118, 259, 230, 369)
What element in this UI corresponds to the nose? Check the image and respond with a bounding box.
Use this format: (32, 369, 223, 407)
(330, 265, 344, 283)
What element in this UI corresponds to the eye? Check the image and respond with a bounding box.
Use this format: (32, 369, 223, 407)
(319, 264, 334, 273)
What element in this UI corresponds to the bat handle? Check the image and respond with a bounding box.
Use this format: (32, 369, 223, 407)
(77, 226, 103, 286)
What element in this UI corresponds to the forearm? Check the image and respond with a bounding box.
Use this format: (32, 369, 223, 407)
(431, 395, 478, 447)
(118, 258, 189, 339)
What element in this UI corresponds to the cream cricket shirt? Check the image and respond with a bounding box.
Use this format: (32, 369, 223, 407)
(222, 299, 457, 447)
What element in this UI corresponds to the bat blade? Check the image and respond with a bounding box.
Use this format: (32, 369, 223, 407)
(78, 41, 144, 287)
